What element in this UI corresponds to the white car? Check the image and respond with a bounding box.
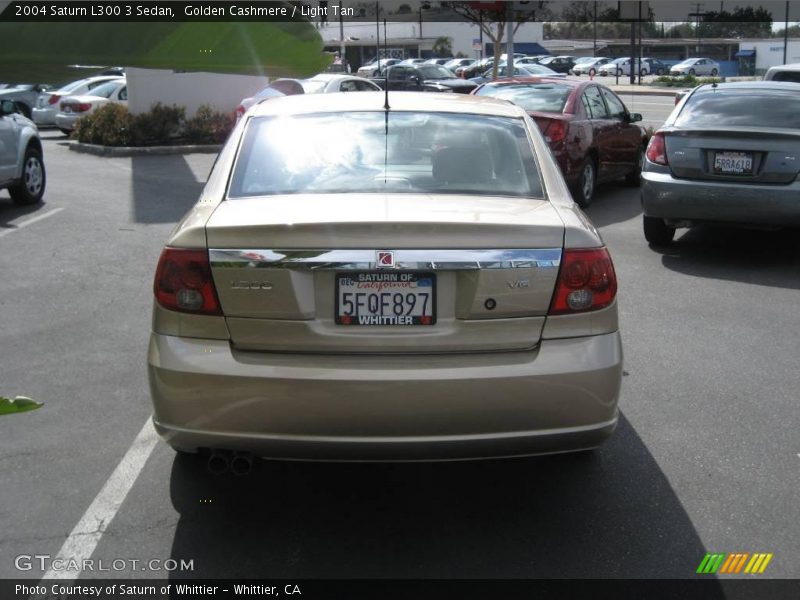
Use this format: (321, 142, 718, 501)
(764, 62, 800, 82)
(0, 98, 45, 205)
(599, 58, 645, 76)
(54, 79, 128, 134)
(670, 58, 720, 77)
(572, 57, 612, 76)
(32, 75, 124, 127)
(235, 75, 383, 120)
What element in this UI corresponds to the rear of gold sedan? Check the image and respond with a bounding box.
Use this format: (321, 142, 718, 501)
(147, 93, 622, 462)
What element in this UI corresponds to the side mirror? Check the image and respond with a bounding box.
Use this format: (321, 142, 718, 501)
(628, 113, 643, 123)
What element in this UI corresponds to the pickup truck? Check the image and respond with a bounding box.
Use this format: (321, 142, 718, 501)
(370, 64, 477, 94)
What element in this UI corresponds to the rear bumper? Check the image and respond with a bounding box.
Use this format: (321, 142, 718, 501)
(642, 170, 800, 226)
(147, 331, 623, 461)
(32, 106, 56, 126)
(54, 114, 78, 131)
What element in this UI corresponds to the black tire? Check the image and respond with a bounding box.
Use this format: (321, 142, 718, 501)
(688, 68, 696, 76)
(657, 68, 665, 76)
(643, 216, 675, 245)
(589, 68, 596, 77)
(58, 128, 72, 135)
(640, 68, 648, 76)
(617, 68, 623, 77)
(625, 146, 645, 186)
(9, 146, 46, 206)
(571, 158, 596, 208)
(710, 68, 718, 76)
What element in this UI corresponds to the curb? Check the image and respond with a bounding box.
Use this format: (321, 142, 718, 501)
(68, 142, 223, 157)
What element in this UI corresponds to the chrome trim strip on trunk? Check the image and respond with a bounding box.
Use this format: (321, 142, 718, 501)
(209, 249, 562, 271)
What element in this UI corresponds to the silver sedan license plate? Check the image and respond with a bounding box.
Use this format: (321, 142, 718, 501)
(714, 151, 753, 175)
(336, 272, 436, 326)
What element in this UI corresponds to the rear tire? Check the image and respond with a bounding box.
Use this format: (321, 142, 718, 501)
(640, 68, 648, 76)
(589, 68, 596, 77)
(571, 158, 596, 208)
(643, 216, 675, 245)
(9, 146, 46, 206)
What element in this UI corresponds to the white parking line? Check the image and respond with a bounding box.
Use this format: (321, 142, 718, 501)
(0, 207, 64, 239)
(41, 418, 158, 580)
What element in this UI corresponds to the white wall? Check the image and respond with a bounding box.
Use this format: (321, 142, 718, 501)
(126, 68, 268, 116)
(320, 21, 544, 58)
(738, 41, 800, 72)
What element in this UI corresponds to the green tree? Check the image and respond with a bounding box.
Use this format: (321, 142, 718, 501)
(443, 1, 551, 78)
(432, 36, 453, 57)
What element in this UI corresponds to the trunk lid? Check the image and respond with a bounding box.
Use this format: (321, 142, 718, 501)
(665, 128, 800, 184)
(206, 194, 565, 354)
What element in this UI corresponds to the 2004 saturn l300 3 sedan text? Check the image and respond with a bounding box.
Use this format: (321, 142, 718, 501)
(147, 92, 622, 464)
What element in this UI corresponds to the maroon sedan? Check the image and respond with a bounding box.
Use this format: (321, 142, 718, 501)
(472, 77, 646, 206)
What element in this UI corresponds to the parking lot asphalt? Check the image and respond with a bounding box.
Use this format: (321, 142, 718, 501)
(0, 127, 798, 582)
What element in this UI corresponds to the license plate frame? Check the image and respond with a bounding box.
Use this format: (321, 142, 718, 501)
(335, 272, 436, 326)
(713, 151, 753, 175)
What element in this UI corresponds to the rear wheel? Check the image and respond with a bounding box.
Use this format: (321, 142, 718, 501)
(640, 68, 648, 76)
(589, 68, 596, 77)
(643, 216, 675, 245)
(9, 147, 46, 206)
(572, 158, 596, 208)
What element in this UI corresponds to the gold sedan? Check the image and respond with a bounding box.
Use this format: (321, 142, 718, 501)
(147, 92, 622, 469)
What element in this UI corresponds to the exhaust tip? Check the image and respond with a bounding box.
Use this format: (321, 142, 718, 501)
(230, 452, 254, 476)
(207, 450, 230, 475)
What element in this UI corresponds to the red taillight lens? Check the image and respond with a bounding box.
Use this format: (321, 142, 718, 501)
(235, 104, 246, 120)
(48, 94, 61, 105)
(645, 132, 668, 166)
(549, 248, 617, 315)
(154, 248, 222, 315)
(76, 102, 92, 112)
(544, 119, 568, 143)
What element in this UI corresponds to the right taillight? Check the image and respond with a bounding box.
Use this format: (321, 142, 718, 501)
(645, 132, 668, 166)
(549, 248, 617, 315)
(154, 248, 222, 315)
(48, 94, 61, 105)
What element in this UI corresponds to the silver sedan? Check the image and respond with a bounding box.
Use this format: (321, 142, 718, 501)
(641, 81, 800, 244)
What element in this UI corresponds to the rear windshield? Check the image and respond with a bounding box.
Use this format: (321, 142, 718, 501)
(675, 88, 800, 129)
(229, 111, 543, 198)
(475, 83, 571, 114)
(769, 70, 800, 83)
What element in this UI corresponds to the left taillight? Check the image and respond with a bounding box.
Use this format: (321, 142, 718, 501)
(548, 248, 617, 315)
(154, 248, 222, 315)
(544, 119, 568, 143)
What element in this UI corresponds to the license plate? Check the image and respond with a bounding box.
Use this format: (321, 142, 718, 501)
(714, 151, 753, 175)
(336, 272, 436, 326)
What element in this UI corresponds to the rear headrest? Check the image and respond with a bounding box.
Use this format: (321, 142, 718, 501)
(432, 147, 491, 184)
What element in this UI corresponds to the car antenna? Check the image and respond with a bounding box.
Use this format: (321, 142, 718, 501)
(383, 18, 389, 185)
(383, 18, 390, 111)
